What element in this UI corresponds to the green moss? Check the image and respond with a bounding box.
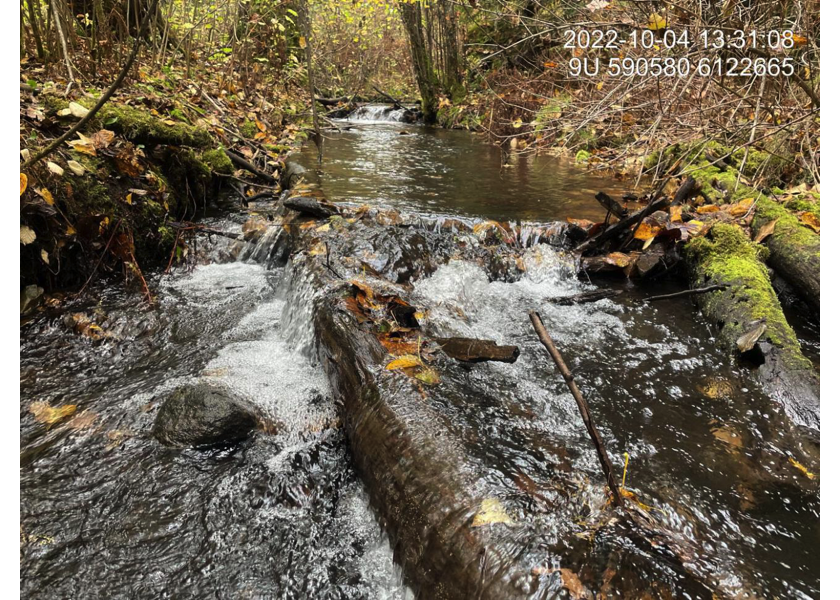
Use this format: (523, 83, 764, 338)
(685, 224, 805, 364)
(753, 196, 820, 255)
(782, 196, 820, 218)
(241, 120, 258, 139)
(97, 104, 213, 147)
(201, 148, 234, 174)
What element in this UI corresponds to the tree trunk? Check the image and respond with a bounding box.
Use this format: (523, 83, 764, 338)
(751, 197, 820, 310)
(685, 223, 819, 430)
(399, 2, 438, 124)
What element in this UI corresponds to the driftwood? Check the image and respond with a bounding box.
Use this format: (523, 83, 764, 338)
(577, 197, 669, 255)
(547, 289, 623, 305)
(595, 192, 627, 218)
(284, 196, 340, 219)
(434, 337, 520, 364)
(529, 312, 623, 507)
(224, 150, 277, 182)
(645, 284, 727, 302)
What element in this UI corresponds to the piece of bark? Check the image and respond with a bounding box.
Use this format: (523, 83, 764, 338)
(546, 290, 623, 305)
(284, 196, 340, 219)
(434, 337, 520, 364)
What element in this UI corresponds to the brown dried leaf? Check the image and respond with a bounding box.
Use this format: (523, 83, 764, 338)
(669, 205, 683, 223)
(754, 218, 779, 243)
(560, 569, 593, 600)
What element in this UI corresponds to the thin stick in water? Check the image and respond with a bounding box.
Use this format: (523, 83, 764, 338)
(528, 311, 624, 507)
(645, 284, 727, 303)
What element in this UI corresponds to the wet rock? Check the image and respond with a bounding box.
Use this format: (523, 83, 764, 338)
(284, 196, 340, 219)
(281, 160, 306, 190)
(153, 383, 259, 448)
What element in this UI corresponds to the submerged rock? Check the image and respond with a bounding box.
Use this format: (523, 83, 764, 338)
(153, 383, 258, 448)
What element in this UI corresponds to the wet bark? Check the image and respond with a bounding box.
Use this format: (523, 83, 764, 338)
(434, 337, 520, 363)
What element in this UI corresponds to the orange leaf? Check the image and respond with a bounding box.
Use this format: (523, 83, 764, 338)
(633, 219, 663, 241)
(386, 356, 423, 370)
(543, 61, 558, 69)
(728, 197, 754, 218)
(669, 206, 683, 223)
(800, 212, 820, 233)
(20, 173, 27, 195)
(696, 205, 719, 214)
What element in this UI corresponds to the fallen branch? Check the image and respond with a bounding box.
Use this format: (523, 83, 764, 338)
(21, 0, 160, 169)
(529, 311, 623, 507)
(595, 192, 627, 218)
(576, 197, 669, 255)
(372, 85, 405, 110)
(644, 284, 727, 303)
(547, 289, 623, 305)
(224, 150, 277, 182)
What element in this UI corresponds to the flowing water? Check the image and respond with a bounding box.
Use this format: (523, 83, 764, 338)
(20, 114, 819, 598)
(300, 106, 639, 222)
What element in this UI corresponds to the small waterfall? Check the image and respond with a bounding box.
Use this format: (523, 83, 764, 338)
(346, 104, 407, 123)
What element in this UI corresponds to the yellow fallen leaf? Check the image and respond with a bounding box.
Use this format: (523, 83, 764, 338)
(633, 220, 662, 241)
(696, 204, 719, 214)
(20, 173, 27, 195)
(788, 457, 816, 479)
(30, 401, 78, 425)
(512, 118, 523, 129)
(648, 12, 667, 31)
(472, 498, 513, 527)
(669, 205, 683, 223)
(36, 188, 54, 205)
(386, 356, 423, 370)
(299, 35, 307, 48)
(729, 197, 754, 218)
(800, 212, 820, 233)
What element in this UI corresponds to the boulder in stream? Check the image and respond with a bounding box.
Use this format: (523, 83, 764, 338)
(153, 383, 259, 448)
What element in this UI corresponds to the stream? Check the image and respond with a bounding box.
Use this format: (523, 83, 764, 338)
(20, 112, 819, 599)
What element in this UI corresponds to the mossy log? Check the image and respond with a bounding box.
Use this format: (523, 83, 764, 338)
(751, 196, 820, 309)
(685, 224, 819, 429)
(98, 104, 214, 147)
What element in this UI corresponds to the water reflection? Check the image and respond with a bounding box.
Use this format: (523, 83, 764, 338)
(299, 122, 639, 222)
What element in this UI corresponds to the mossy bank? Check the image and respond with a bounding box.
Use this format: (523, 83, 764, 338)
(21, 97, 236, 296)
